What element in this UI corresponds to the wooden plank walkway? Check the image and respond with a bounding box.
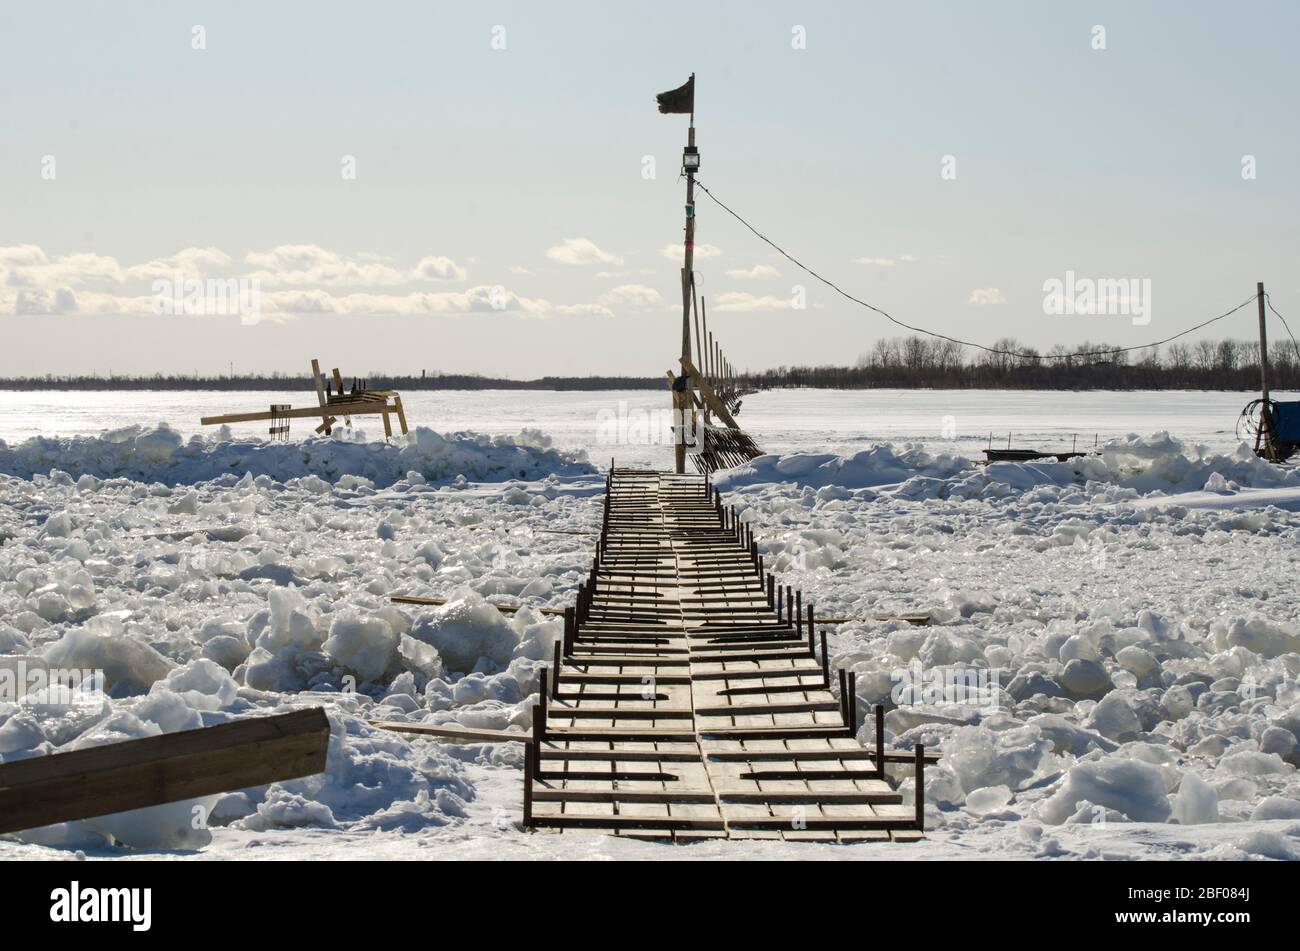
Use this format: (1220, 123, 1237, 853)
(524, 468, 928, 842)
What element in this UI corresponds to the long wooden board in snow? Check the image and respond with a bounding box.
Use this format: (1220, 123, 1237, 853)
(0, 707, 330, 835)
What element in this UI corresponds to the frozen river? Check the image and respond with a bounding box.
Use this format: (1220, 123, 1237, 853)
(0, 387, 1286, 468)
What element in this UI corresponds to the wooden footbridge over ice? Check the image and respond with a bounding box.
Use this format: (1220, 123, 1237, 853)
(522, 468, 931, 841)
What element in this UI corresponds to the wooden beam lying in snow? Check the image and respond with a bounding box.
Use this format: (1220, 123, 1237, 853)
(368, 721, 529, 744)
(821, 614, 932, 626)
(390, 594, 565, 616)
(0, 708, 330, 835)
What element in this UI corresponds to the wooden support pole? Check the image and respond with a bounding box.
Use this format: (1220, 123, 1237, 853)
(330, 367, 355, 428)
(1258, 282, 1271, 405)
(522, 741, 535, 827)
(807, 603, 815, 652)
(915, 744, 926, 830)
(310, 359, 337, 434)
(820, 629, 830, 686)
(0, 708, 329, 835)
(796, 590, 803, 635)
(1256, 281, 1276, 459)
(551, 640, 561, 698)
(531, 704, 544, 777)
(875, 705, 886, 780)
(838, 668, 849, 724)
(848, 670, 858, 734)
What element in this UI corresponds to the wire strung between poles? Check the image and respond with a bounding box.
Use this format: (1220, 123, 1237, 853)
(690, 177, 1259, 364)
(1266, 295, 1300, 367)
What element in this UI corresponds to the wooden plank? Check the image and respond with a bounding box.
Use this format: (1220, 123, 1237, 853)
(0, 708, 329, 835)
(311, 358, 337, 434)
(390, 594, 566, 617)
(330, 367, 354, 428)
(200, 401, 401, 426)
(369, 720, 529, 744)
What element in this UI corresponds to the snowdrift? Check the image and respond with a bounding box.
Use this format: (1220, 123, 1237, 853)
(0, 424, 594, 487)
(713, 444, 970, 492)
(715, 432, 1300, 503)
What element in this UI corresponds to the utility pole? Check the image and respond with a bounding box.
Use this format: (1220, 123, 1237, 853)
(656, 73, 699, 474)
(1256, 281, 1274, 459)
(677, 76, 697, 474)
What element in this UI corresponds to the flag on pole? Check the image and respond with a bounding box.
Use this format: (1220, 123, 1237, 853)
(656, 75, 694, 115)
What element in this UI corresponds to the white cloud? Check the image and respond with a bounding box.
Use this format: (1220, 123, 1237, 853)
(724, 264, 779, 280)
(263, 286, 538, 317)
(597, 284, 663, 310)
(713, 291, 792, 312)
(245, 245, 409, 286)
(545, 238, 623, 266)
(967, 287, 1006, 306)
(124, 248, 233, 281)
(254, 285, 614, 320)
(2, 251, 125, 287)
(0, 245, 49, 267)
(0, 244, 471, 317)
(659, 242, 722, 261)
(243, 245, 467, 285)
(554, 303, 615, 318)
(0, 244, 677, 321)
(851, 254, 916, 267)
(411, 255, 468, 282)
(12, 287, 79, 315)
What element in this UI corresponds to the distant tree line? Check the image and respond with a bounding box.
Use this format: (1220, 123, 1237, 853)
(0, 372, 665, 392)
(6, 336, 1297, 392)
(740, 336, 1300, 391)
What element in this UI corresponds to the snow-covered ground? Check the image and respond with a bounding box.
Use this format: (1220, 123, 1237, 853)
(2, 389, 1299, 861)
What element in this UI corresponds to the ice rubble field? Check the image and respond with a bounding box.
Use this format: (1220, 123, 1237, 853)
(1, 422, 1300, 861)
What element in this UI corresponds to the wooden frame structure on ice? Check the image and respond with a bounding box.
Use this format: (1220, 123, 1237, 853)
(200, 358, 409, 439)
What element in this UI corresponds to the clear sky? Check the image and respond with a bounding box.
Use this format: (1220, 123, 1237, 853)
(1, 1, 1296, 378)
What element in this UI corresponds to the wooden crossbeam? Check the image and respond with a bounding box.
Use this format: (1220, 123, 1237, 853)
(200, 401, 403, 426)
(679, 356, 739, 429)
